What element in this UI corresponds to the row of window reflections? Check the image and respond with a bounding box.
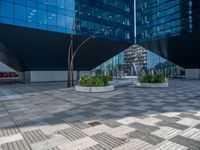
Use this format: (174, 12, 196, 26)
(1, 0, 131, 27)
(76, 2, 130, 26)
(38, 0, 131, 12)
(3, 0, 130, 13)
(0, 1, 131, 40)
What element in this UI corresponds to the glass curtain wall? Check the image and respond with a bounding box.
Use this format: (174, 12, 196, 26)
(147, 51, 185, 78)
(0, 0, 75, 33)
(136, 0, 195, 43)
(0, 0, 133, 42)
(92, 51, 125, 78)
(75, 0, 133, 42)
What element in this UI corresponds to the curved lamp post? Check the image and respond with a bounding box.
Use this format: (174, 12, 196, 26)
(67, 27, 110, 87)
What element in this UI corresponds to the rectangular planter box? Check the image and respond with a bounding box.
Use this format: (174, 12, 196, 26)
(75, 85, 114, 93)
(135, 82, 168, 88)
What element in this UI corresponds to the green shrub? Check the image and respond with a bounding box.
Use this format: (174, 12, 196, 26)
(105, 75, 113, 81)
(80, 75, 112, 87)
(139, 74, 166, 83)
(153, 74, 166, 83)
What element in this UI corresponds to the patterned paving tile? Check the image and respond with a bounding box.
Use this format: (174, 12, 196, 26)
(128, 130, 164, 145)
(0, 134, 23, 145)
(170, 135, 200, 150)
(136, 117, 161, 126)
(154, 141, 188, 150)
(59, 137, 98, 150)
(116, 117, 140, 125)
(15, 119, 36, 128)
(156, 120, 189, 130)
(0, 80, 200, 150)
(82, 125, 112, 136)
(179, 113, 200, 121)
(47, 147, 60, 150)
(42, 117, 65, 125)
(154, 115, 180, 122)
(100, 120, 122, 128)
(91, 133, 126, 149)
(194, 124, 200, 129)
(107, 125, 135, 138)
(22, 129, 49, 144)
(2, 140, 31, 150)
(176, 118, 200, 127)
(58, 127, 87, 141)
(68, 121, 91, 130)
(113, 139, 154, 150)
(152, 126, 181, 139)
(0, 116, 12, 124)
(0, 125, 20, 137)
(180, 128, 200, 141)
(82, 144, 109, 150)
(129, 122, 159, 133)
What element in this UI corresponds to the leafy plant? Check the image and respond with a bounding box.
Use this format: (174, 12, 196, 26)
(139, 74, 166, 83)
(153, 74, 166, 83)
(80, 75, 112, 87)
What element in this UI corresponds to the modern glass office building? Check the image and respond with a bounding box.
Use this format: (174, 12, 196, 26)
(0, 0, 200, 80)
(94, 0, 200, 77)
(136, 0, 200, 69)
(0, 0, 132, 41)
(0, 0, 133, 71)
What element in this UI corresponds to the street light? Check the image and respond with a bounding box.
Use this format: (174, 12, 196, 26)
(67, 26, 110, 87)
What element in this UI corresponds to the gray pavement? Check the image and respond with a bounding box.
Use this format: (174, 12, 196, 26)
(0, 80, 200, 150)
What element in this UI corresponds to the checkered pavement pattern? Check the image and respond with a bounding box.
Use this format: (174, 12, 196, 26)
(0, 80, 200, 150)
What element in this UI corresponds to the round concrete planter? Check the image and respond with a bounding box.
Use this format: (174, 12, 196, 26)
(75, 85, 114, 93)
(135, 82, 168, 88)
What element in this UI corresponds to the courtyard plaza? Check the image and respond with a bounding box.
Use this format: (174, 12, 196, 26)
(0, 80, 200, 150)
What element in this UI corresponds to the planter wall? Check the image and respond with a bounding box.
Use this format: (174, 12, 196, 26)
(75, 85, 114, 93)
(135, 82, 168, 88)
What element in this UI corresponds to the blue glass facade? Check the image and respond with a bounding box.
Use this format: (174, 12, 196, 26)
(147, 50, 185, 77)
(135, 0, 200, 69)
(136, 0, 194, 43)
(0, 0, 133, 42)
(147, 50, 166, 70)
(93, 51, 124, 76)
(0, 0, 75, 33)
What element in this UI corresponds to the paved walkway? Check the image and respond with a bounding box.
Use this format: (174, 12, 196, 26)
(0, 80, 200, 150)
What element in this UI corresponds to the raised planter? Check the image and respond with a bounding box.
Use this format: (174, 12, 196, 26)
(75, 85, 114, 93)
(135, 82, 168, 88)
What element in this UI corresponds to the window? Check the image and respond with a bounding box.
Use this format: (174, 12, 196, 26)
(15, 0, 26, 5)
(26, 8, 37, 23)
(38, 9, 47, 24)
(47, 12, 56, 26)
(15, 4, 25, 20)
(57, 0, 64, 9)
(66, 16, 74, 29)
(2, 2, 14, 18)
(57, 14, 65, 27)
(66, 0, 75, 11)
(47, 0, 56, 7)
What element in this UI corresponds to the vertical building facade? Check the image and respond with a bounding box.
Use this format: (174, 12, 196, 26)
(136, 0, 193, 43)
(0, 0, 134, 72)
(0, 0, 133, 42)
(136, 0, 200, 69)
